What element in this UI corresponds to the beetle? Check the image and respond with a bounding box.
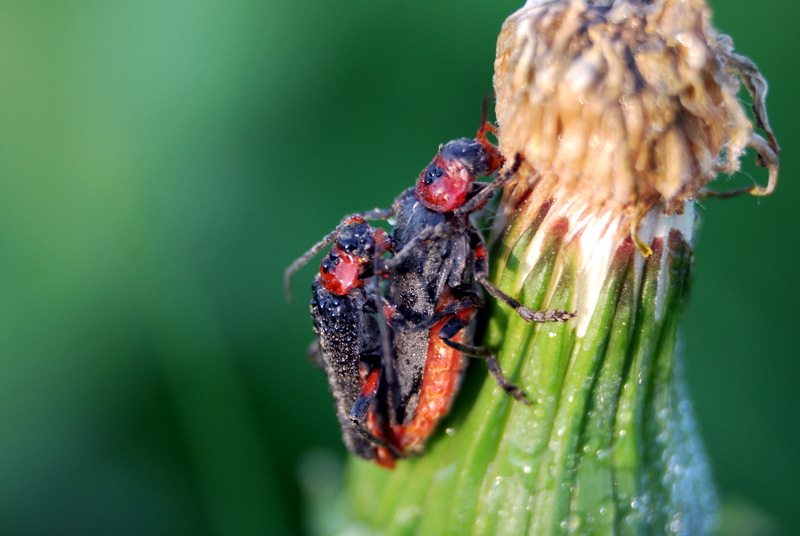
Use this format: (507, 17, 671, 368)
(285, 216, 397, 465)
(364, 120, 574, 453)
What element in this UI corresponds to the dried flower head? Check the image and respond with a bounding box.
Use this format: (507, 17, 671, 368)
(495, 0, 778, 219)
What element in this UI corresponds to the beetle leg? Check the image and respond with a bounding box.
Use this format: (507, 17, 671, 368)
(456, 153, 523, 215)
(437, 315, 531, 405)
(350, 362, 401, 457)
(471, 231, 575, 323)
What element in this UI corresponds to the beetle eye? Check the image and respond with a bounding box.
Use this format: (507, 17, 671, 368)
(321, 255, 336, 273)
(338, 236, 356, 252)
(424, 166, 443, 185)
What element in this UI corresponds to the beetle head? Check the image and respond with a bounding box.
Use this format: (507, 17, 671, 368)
(319, 218, 389, 295)
(415, 137, 503, 212)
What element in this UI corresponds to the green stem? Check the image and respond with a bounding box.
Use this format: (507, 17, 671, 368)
(337, 202, 716, 535)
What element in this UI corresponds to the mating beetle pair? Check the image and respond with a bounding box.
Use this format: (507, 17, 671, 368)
(285, 120, 574, 468)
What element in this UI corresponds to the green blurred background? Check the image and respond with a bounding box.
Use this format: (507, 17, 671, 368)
(0, 1, 796, 535)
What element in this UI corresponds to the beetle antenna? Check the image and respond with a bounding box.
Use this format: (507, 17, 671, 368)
(283, 226, 341, 302)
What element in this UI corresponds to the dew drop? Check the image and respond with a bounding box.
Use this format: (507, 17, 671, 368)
(669, 515, 682, 533)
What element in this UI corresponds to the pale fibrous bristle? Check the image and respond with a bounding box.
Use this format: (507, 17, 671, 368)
(494, 0, 777, 216)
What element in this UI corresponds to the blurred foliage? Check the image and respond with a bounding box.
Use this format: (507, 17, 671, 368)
(0, 1, 796, 535)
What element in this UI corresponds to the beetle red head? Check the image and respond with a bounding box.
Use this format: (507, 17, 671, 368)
(318, 220, 389, 295)
(319, 246, 364, 295)
(415, 154, 472, 212)
(414, 136, 504, 212)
